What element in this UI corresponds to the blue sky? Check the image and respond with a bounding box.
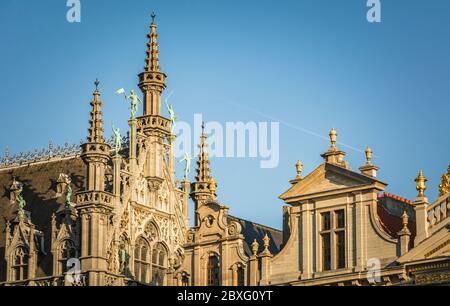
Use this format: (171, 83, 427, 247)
(0, 0, 449, 229)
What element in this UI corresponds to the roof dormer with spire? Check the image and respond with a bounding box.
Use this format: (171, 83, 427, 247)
(190, 123, 218, 225)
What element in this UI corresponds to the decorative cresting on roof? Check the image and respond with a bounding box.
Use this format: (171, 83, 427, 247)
(145, 12, 160, 72)
(87, 79, 105, 143)
(0, 137, 129, 169)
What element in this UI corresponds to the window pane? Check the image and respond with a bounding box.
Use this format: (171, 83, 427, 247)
(322, 212, 331, 231)
(14, 267, 20, 281)
(134, 262, 140, 281)
(141, 263, 147, 283)
(336, 210, 345, 228)
(336, 231, 346, 269)
(207, 256, 220, 286)
(237, 266, 245, 286)
(322, 233, 331, 271)
(141, 246, 147, 262)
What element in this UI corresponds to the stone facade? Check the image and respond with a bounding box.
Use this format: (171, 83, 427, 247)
(0, 16, 449, 286)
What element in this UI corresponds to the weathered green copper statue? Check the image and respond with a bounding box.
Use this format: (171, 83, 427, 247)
(179, 152, 195, 179)
(119, 243, 129, 274)
(112, 124, 122, 156)
(116, 88, 142, 120)
(164, 94, 178, 134)
(16, 192, 26, 221)
(65, 178, 72, 210)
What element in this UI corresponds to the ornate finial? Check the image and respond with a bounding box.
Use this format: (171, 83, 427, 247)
(251, 239, 259, 256)
(209, 176, 217, 198)
(438, 166, 450, 196)
(263, 234, 270, 252)
(5, 145, 9, 164)
(201, 121, 206, 133)
(295, 160, 303, 179)
(402, 210, 409, 230)
(151, 12, 156, 24)
(365, 147, 372, 165)
(94, 78, 100, 90)
(49, 140, 53, 158)
(415, 170, 427, 198)
(329, 128, 337, 149)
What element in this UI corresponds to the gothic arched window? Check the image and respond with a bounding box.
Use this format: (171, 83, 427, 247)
(134, 238, 150, 283)
(207, 255, 220, 286)
(151, 243, 167, 285)
(60, 240, 77, 273)
(12, 246, 29, 281)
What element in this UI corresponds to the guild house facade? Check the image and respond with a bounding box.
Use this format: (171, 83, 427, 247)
(1, 16, 450, 286)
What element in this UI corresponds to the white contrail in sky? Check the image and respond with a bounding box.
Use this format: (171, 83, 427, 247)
(220, 98, 378, 157)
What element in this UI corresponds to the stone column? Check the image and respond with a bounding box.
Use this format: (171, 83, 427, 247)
(300, 201, 313, 279)
(248, 255, 259, 286)
(413, 197, 429, 246)
(113, 155, 122, 196)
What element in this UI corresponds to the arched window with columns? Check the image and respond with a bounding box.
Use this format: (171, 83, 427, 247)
(134, 237, 150, 283)
(12, 246, 29, 281)
(59, 239, 77, 273)
(207, 254, 220, 286)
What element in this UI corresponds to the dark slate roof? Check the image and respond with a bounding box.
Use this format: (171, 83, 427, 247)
(227, 215, 283, 257)
(377, 193, 416, 248)
(0, 157, 85, 281)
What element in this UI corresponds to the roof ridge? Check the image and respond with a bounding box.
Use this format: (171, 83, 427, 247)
(228, 214, 281, 233)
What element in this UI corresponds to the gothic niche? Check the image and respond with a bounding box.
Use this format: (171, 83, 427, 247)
(56, 173, 70, 196)
(9, 178, 23, 204)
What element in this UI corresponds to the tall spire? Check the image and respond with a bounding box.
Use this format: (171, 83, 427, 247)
(195, 122, 212, 182)
(191, 123, 217, 224)
(145, 12, 160, 72)
(87, 79, 105, 143)
(80, 79, 110, 191)
(138, 13, 167, 116)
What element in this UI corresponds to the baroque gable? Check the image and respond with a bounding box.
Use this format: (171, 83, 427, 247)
(280, 163, 386, 202)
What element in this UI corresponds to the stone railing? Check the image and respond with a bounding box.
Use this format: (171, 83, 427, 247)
(32, 276, 64, 286)
(76, 190, 114, 206)
(427, 193, 450, 232)
(137, 115, 171, 134)
(0, 136, 129, 169)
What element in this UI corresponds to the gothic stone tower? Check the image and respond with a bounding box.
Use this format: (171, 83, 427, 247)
(76, 81, 114, 285)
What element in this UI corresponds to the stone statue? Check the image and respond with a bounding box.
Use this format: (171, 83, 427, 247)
(165, 98, 178, 134)
(65, 177, 72, 210)
(116, 88, 142, 120)
(16, 191, 26, 221)
(112, 124, 122, 156)
(179, 152, 195, 179)
(119, 243, 129, 274)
